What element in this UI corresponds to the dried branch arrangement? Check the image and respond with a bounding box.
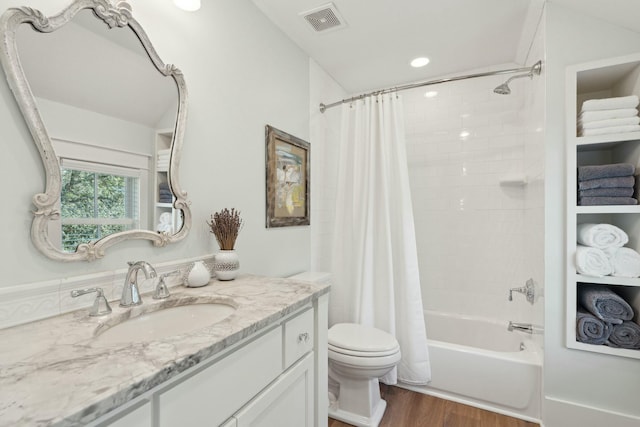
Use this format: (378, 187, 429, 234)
(207, 208, 243, 250)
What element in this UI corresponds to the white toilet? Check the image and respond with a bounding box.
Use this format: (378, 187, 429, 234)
(287, 272, 401, 427)
(327, 323, 401, 427)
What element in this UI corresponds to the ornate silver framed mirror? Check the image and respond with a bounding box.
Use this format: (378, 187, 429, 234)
(0, 0, 191, 261)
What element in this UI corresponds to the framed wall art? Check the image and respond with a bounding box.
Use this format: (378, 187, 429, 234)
(265, 125, 310, 228)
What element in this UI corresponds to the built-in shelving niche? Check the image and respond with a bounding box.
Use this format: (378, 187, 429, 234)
(566, 53, 640, 359)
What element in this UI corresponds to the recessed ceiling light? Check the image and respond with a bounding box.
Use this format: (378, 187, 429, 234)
(174, 0, 200, 11)
(424, 91, 438, 98)
(410, 57, 430, 68)
(460, 130, 470, 139)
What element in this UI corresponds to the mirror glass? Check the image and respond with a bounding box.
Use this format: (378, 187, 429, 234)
(1, 1, 191, 261)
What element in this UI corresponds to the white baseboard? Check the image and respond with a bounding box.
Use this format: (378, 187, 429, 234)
(544, 396, 640, 427)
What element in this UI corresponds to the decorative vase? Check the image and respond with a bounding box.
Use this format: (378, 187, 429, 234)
(186, 261, 210, 287)
(214, 250, 239, 281)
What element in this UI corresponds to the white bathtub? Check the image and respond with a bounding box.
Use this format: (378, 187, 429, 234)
(399, 310, 542, 422)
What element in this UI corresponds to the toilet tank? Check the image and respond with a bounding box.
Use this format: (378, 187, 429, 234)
(288, 272, 332, 285)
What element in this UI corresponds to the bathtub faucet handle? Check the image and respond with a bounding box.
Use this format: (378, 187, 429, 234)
(508, 279, 536, 305)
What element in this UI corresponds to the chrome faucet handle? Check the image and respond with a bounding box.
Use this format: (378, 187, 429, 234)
(153, 271, 179, 299)
(71, 287, 112, 316)
(508, 279, 536, 305)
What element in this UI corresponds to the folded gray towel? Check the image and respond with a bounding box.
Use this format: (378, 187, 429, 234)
(576, 306, 613, 345)
(607, 321, 640, 349)
(578, 176, 635, 190)
(577, 284, 634, 325)
(578, 163, 635, 181)
(579, 187, 634, 197)
(579, 196, 638, 206)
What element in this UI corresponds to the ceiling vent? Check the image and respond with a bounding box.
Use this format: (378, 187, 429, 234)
(300, 3, 347, 33)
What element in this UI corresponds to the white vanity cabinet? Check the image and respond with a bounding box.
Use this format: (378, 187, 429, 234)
(566, 53, 640, 359)
(93, 298, 327, 427)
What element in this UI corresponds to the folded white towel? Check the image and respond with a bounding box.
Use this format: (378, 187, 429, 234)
(608, 247, 640, 278)
(581, 95, 639, 112)
(157, 149, 171, 155)
(576, 245, 613, 277)
(577, 223, 628, 249)
(579, 108, 639, 122)
(579, 117, 640, 130)
(580, 124, 640, 136)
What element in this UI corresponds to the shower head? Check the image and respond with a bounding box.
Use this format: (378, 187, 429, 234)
(493, 82, 511, 95)
(493, 60, 542, 95)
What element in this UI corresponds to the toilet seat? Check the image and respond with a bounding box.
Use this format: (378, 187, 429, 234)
(329, 323, 400, 353)
(328, 343, 399, 358)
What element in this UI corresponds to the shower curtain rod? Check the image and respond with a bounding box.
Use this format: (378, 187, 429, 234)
(319, 60, 542, 113)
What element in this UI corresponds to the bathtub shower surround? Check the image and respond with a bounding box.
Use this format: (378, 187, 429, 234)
(330, 93, 431, 385)
(400, 57, 544, 421)
(404, 65, 544, 323)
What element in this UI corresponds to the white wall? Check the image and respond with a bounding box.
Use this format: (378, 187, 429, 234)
(0, 0, 310, 288)
(308, 60, 346, 272)
(544, 2, 640, 424)
(403, 62, 544, 324)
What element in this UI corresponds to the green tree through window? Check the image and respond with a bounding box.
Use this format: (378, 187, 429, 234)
(60, 164, 139, 252)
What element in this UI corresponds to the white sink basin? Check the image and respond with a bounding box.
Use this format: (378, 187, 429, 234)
(93, 302, 236, 345)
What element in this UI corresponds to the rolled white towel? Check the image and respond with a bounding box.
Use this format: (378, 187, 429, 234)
(577, 223, 628, 249)
(581, 95, 639, 112)
(608, 247, 640, 278)
(579, 108, 638, 122)
(576, 245, 613, 277)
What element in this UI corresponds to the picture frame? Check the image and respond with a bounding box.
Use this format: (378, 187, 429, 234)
(265, 125, 310, 228)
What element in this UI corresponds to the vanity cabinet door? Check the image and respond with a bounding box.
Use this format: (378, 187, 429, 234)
(234, 353, 314, 427)
(158, 327, 282, 427)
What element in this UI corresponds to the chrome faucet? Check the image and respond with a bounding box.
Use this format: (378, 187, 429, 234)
(121, 261, 157, 307)
(508, 278, 536, 305)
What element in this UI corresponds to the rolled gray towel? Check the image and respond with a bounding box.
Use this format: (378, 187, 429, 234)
(579, 187, 634, 197)
(607, 321, 640, 349)
(578, 163, 635, 181)
(576, 306, 613, 345)
(579, 196, 638, 206)
(578, 176, 635, 190)
(577, 284, 634, 325)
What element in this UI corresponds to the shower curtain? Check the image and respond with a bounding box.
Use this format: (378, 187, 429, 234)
(330, 93, 431, 385)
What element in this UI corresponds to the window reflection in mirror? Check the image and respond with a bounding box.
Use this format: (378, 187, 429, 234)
(60, 160, 142, 252)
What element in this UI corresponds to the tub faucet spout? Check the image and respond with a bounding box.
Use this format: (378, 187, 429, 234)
(508, 321, 533, 334)
(121, 261, 157, 307)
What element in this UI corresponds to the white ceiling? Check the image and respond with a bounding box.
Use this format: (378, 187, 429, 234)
(252, 0, 640, 95)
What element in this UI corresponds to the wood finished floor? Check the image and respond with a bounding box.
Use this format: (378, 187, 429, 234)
(328, 385, 539, 427)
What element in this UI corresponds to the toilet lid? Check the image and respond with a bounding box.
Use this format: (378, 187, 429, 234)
(328, 323, 400, 356)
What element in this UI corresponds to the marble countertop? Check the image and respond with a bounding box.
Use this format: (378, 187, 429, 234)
(0, 274, 329, 426)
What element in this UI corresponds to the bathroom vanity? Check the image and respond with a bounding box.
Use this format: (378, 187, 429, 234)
(0, 275, 329, 427)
